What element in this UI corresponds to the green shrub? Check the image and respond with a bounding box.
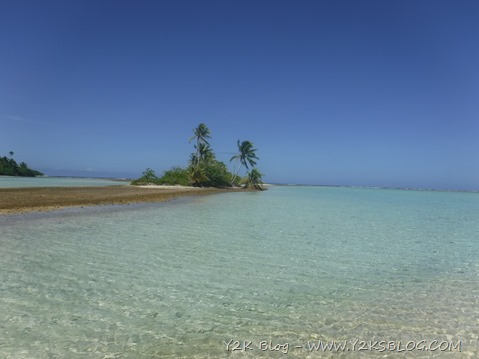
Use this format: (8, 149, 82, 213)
(157, 167, 190, 186)
(131, 168, 158, 185)
(131, 167, 192, 186)
(189, 160, 233, 188)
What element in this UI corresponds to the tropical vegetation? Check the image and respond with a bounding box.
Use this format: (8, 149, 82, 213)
(230, 140, 259, 185)
(244, 168, 265, 190)
(0, 151, 43, 177)
(132, 123, 265, 190)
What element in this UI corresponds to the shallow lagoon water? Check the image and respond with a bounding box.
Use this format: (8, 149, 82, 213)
(1, 186, 478, 358)
(0, 176, 127, 188)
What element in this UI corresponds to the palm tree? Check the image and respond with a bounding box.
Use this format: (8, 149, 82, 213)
(245, 168, 265, 190)
(189, 123, 211, 166)
(9, 151, 14, 158)
(230, 140, 259, 185)
(198, 142, 215, 162)
(188, 162, 207, 186)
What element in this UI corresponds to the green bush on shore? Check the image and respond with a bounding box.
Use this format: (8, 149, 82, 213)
(157, 167, 190, 186)
(189, 160, 233, 188)
(131, 167, 190, 186)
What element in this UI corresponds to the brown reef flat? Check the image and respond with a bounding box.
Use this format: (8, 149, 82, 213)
(0, 185, 229, 214)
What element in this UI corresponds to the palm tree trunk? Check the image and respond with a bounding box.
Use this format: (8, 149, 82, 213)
(230, 162, 243, 186)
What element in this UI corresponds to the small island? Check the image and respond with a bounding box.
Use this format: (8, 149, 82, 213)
(132, 123, 265, 191)
(0, 124, 265, 214)
(0, 151, 43, 177)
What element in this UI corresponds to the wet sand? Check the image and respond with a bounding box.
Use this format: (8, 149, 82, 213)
(0, 185, 229, 214)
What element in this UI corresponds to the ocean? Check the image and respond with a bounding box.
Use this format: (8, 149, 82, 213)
(0, 185, 477, 358)
(0, 176, 127, 188)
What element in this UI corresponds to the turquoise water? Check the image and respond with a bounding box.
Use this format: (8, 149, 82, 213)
(0, 176, 128, 188)
(0, 186, 478, 358)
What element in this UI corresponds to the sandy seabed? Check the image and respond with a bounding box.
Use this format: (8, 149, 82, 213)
(0, 185, 230, 214)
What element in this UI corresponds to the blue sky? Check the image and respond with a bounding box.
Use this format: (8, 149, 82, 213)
(1, 0, 478, 190)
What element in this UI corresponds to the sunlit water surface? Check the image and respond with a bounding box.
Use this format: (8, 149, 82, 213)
(0, 176, 127, 188)
(1, 186, 478, 358)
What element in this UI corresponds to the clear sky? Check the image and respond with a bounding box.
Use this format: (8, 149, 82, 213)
(1, 0, 478, 190)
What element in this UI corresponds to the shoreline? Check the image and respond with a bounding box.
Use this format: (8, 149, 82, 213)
(0, 185, 232, 215)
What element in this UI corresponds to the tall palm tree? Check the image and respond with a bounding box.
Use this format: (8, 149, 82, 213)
(189, 123, 211, 166)
(9, 151, 14, 158)
(198, 142, 215, 162)
(230, 140, 259, 185)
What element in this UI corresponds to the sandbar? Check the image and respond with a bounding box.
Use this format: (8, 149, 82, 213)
(0, 185, 230, 215)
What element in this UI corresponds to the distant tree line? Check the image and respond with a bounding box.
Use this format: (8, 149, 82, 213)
(132, 123, 264, 190)
(0, 151, 44, 177)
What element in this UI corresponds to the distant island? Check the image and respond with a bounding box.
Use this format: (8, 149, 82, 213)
(132, 123, 265, 190)
(0, 151, 43, 177)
